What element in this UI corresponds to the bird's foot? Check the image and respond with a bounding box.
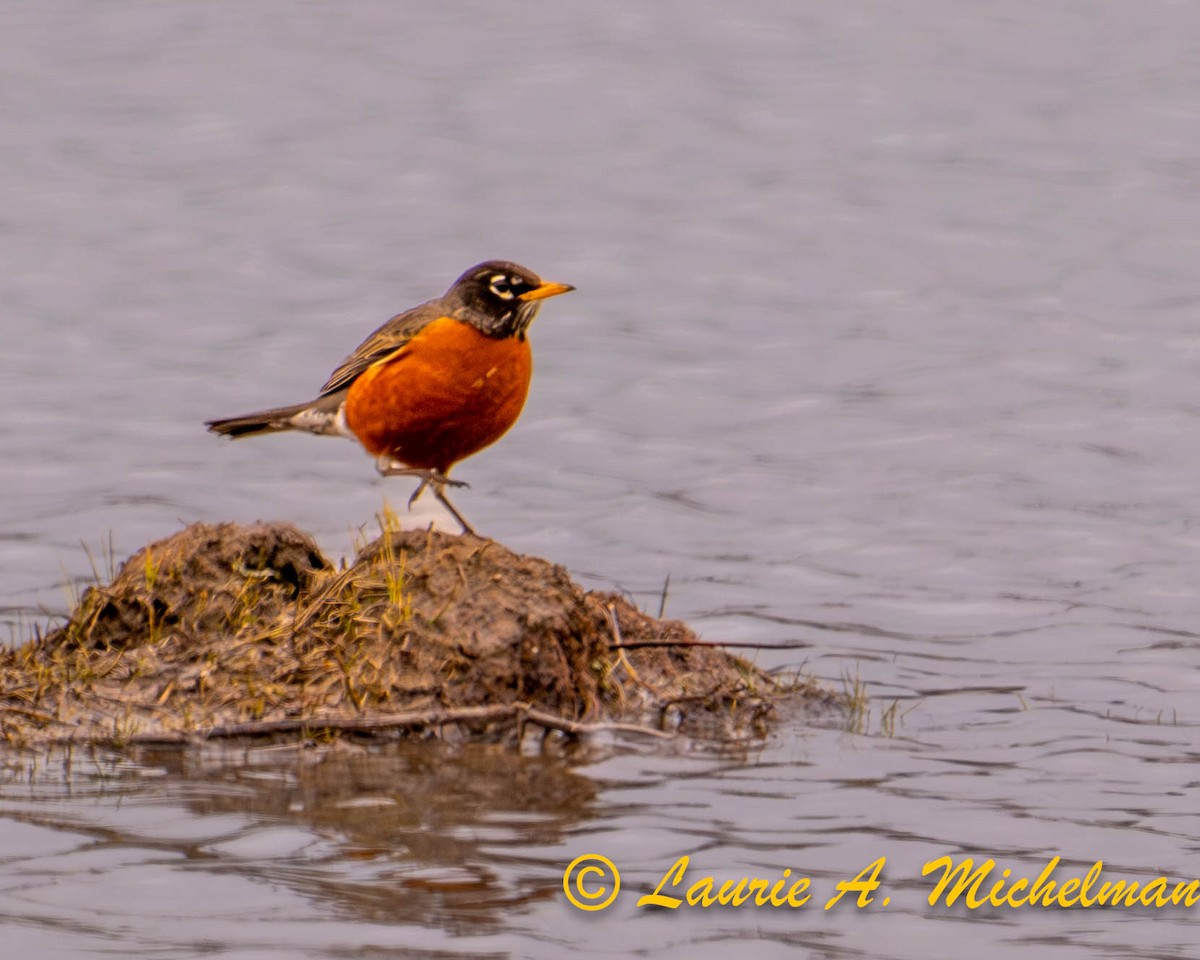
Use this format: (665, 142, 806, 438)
(375, 459, 476, 535)
(376, 459, 468, 489)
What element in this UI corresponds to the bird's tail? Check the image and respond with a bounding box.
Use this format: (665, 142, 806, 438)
(206, 393, 348, 439)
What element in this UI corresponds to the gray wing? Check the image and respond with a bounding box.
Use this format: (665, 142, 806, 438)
(318, 299, 447, 396)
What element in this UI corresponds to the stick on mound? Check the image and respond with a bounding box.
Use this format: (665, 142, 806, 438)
(2, 521, 800, 747)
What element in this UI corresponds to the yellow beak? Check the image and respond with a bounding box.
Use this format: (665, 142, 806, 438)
(519, 281, 575, 302)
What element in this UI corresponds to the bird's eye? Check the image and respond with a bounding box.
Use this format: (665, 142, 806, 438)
(489, 275, 516, 299)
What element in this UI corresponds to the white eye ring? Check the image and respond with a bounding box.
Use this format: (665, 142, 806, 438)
(489, 275, 516, 299)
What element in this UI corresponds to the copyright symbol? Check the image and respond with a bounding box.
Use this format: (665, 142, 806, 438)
(563, 854, 621, 911)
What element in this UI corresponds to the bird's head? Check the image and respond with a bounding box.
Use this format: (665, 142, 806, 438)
(447, 260, 574, 339)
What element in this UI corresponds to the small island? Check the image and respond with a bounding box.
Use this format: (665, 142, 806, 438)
(1, 515, 832, 748)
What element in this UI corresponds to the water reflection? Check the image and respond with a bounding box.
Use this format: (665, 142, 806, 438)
(6, 743, 598, 931)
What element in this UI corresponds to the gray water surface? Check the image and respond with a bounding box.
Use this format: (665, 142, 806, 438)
(3, 2, 1200, 957)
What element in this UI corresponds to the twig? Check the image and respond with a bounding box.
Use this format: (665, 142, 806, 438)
(522, 706, 674, 740)
(0, 705, 68, 726)
(107, 702, 676, 745)
(609, 639, 813, 651)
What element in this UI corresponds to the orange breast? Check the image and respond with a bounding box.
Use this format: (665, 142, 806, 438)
(343, 316, 533, 474)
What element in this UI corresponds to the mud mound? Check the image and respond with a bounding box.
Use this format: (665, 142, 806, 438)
(2, 522, 817, 747)
(68, 522, 329, 651)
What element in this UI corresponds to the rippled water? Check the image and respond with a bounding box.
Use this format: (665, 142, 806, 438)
(4, 1, 1200, 957)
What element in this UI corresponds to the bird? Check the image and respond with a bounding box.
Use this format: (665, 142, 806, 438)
(206, 260, 574, 534)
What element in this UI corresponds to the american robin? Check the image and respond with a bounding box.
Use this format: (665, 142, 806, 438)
(206, 260, 574, 534)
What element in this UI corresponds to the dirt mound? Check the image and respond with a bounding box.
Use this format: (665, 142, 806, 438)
(1, 521, 819, 747)
(68, 522, 328, 651)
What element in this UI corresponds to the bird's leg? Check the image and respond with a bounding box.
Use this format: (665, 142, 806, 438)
(374, 458, 475, 535)
(407, 477, 429, 510)
(430, 483, 476, 536)
(375, 458, 469, 490)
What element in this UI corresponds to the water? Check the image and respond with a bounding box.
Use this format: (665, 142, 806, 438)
(3, 1, 1200, 956)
